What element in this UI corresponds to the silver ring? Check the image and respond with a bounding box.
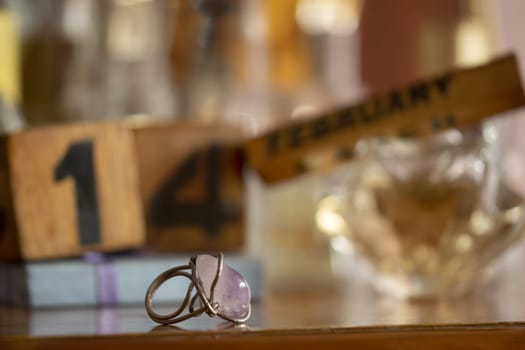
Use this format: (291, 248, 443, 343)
(145, 253, 251, 324)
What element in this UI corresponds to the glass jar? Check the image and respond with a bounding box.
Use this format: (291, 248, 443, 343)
(316, 124, 525, 299)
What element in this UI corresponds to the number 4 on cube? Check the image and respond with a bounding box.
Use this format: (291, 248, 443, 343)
(133, 123, 245, 252)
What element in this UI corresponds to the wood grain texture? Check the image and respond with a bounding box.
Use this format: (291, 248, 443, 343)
(0, 121, 145, 260)
(133, 122, 245, 252)
(1, 323, 524, 350)
(244, 55, 525, 183)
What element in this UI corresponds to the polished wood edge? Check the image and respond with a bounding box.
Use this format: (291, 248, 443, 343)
(2, 322, 525, 349)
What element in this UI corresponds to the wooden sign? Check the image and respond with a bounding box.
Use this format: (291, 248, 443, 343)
(0, 121, 145, 260)
(244, 55, 525, 183)
(133, 123, 244, 252)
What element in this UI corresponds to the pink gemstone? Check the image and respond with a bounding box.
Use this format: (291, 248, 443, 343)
(195, 255, 251, 321)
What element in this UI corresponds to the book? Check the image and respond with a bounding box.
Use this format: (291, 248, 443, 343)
(0, 253, 263, 307)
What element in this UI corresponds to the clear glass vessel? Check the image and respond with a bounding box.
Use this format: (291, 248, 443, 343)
(316, 124, 525, 299)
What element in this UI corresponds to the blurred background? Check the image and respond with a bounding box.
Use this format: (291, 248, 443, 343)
(2, 0, 525, 296)
(3, 0, 523, 131)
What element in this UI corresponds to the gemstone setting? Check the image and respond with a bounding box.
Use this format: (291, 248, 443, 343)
(195, 254, 251, 321)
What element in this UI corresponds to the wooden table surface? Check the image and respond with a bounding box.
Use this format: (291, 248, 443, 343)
(1, 250, 525, 349)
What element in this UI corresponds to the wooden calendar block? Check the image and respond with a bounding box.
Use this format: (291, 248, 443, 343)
(244, 55, 525, 183)
(0, 121, 145, 260)
(133, 123, 244, 252)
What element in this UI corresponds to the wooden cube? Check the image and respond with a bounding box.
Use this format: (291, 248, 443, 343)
(133, 122, 244, 252)
(0, 121, 145, 260)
